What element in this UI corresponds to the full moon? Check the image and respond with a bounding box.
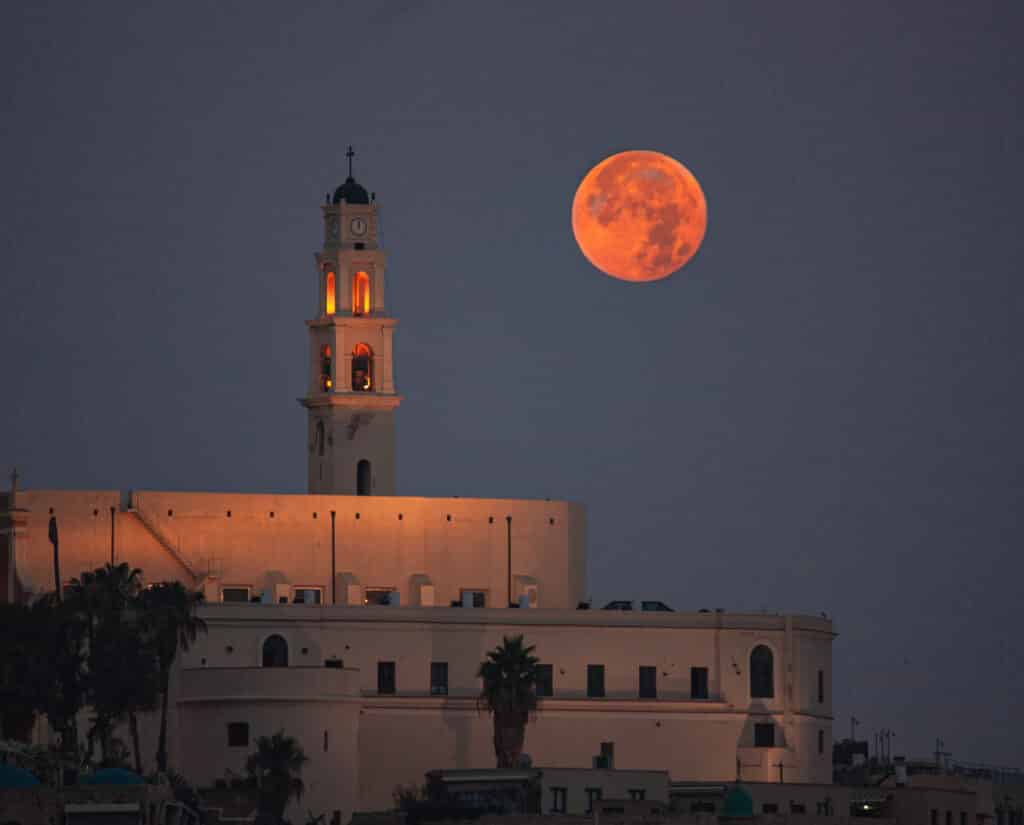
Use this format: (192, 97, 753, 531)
(572, 150, 707, 283)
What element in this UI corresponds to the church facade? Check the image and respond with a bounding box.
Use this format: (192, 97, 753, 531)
(1, 161, 835, 822)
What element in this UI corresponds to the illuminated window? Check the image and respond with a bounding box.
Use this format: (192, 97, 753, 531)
(320, 344, 333, 391)
(325, 271, 336, 315)
(352, 270, 371, 315)
(352, 343, 373, 391)
(750, 645, 774, 698)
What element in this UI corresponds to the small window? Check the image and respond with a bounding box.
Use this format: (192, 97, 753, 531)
(629, 789, 646, 801)
(293, 587, 323, 604)
(639, 666, 657, 699)
(818, 669, 825, 703)
(763, 804, 779, 814)
(750, 645, 774, 698)
(364, 588, 394, 605)
(818, 729, 825, 754)
(357, 459, 372, 496)
(535, 664, 553, 697)
(791, 802, 806, 814)
(587, 664, 605, 698)
(460, 589, 487, 608)
(931, 811, 938, 825)
(586, 788, 603, 814)
(221, 586, 250, 603)
(377, 661, 396, 695)
(262, 634, 288, 668)
(946, 812, 953, 825)
(691, 666, 709, 699)
(754, 722, 775, 747)
(550, 787, 567, 814)
(227, 722, 249, 748)
(430, 661, 448, 695)
(316, 420, 326, 456)
(960, 813, 967, 825)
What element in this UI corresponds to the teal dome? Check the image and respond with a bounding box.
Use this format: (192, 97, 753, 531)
(81, 767, 145, 786)
(722, 785, 754, 819)
(0, 762, 41, 788)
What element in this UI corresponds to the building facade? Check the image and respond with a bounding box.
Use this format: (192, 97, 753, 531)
(0, 161, 835, 823)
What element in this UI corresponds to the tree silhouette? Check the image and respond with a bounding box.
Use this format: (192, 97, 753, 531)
(246, 730, 309, 822)
(477, 635, 541, 768)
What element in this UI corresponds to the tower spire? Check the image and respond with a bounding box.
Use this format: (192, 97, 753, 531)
(346, 145, 355, 179)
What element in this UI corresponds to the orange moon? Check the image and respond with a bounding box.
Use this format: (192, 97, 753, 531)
(572, 150, 707, 283)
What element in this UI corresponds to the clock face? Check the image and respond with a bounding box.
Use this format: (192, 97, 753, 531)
(350, 217, 367, 236)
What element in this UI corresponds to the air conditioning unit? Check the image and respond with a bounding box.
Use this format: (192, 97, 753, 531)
(274, 583, 291, 604)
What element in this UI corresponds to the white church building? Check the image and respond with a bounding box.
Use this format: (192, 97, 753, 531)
(1, 160, 835, 822)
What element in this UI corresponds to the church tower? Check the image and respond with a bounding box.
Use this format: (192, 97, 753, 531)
(300, 149, 400, 495)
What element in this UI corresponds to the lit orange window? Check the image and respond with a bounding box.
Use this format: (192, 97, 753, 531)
(352, 271, 371, 315)
(351, 343, 373, 391)
(325, 272, 336, 315)
(320, 344, 333, 391)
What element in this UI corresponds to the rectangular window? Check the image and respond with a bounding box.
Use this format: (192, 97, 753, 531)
(535, 664, 554, 697)
(460, 589, 487, 608)
(639, 666, 657, 699)
(961, 814, 967, 825)
(818, 669, 825, 703)
(763, 804, 779, 814)
(227, 722, 249, 748)
(293, 587, 323, 605)
(691, 666, 709, 699)
(629, 789, 646, 801)
(364, 588, 393, 606)
(377, 661, 396, 695)
(587, 664, 605, 698)
(430, 661, 449, 695)
(550, 787, 567, 814)
(947, 812, 953, 825)
(931, 810, 938, 825)
(754, 723, 775, 748)
(586, 788, 603, 814)
(221, 586, 251, 603)
(791, 802, 806, 814)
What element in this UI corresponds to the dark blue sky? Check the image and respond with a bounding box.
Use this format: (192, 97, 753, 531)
(2, 2, 1021, 765)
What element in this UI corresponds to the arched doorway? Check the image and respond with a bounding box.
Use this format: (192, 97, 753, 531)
(351, 343, 373, 391)
(357, 459, 372, 496)
(262, 634, 289, 668)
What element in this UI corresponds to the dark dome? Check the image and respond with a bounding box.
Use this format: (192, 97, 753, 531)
(332, 176, 370, 205)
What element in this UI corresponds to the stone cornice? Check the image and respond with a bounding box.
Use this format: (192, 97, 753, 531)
(298, 394, 402, 411)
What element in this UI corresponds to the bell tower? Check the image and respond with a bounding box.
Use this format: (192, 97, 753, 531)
(300, 148, 401, 495)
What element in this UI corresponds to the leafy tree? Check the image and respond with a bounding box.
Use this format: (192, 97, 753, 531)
(139, 581, 207, 773)
(476, 635, 541, 768)
(245, 731, 309, 823)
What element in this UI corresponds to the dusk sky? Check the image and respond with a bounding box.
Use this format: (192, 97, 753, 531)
(2, 2, 1021, 765)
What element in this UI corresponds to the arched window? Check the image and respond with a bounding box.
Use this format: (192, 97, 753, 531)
(325, 271, 336, 315)
(262, 634, 288, 668)
(316, 420, 325, 457)
(351, 343, 373, 391)
(357, 459, 371, 496)
(320, 344, 333, 391)
(750, 645, 774, 699)
(352, 271, 371, 315)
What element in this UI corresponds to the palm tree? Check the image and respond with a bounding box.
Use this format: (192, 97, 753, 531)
(245, 730, 309, 823)
(477, 635, 541, 768)
(140, 581, 207, 773)
(72, 563, 146, 765)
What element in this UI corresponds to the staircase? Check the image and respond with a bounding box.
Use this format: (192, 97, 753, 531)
(126, 507, 200, 582)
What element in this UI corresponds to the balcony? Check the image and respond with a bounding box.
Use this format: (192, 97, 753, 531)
(178, 666, 360, 705)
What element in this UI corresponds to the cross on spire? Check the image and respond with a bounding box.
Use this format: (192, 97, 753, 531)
(10, 466, 18, 495)
(346, 145, 355, 179)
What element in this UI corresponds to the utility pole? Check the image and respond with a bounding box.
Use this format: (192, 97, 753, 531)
(506, 516, 512, 607)
(48, 514, 60, 600)
(109, 505, 116, 565)
(851, 715, 860, 742)
(330, 511, 337, 604)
